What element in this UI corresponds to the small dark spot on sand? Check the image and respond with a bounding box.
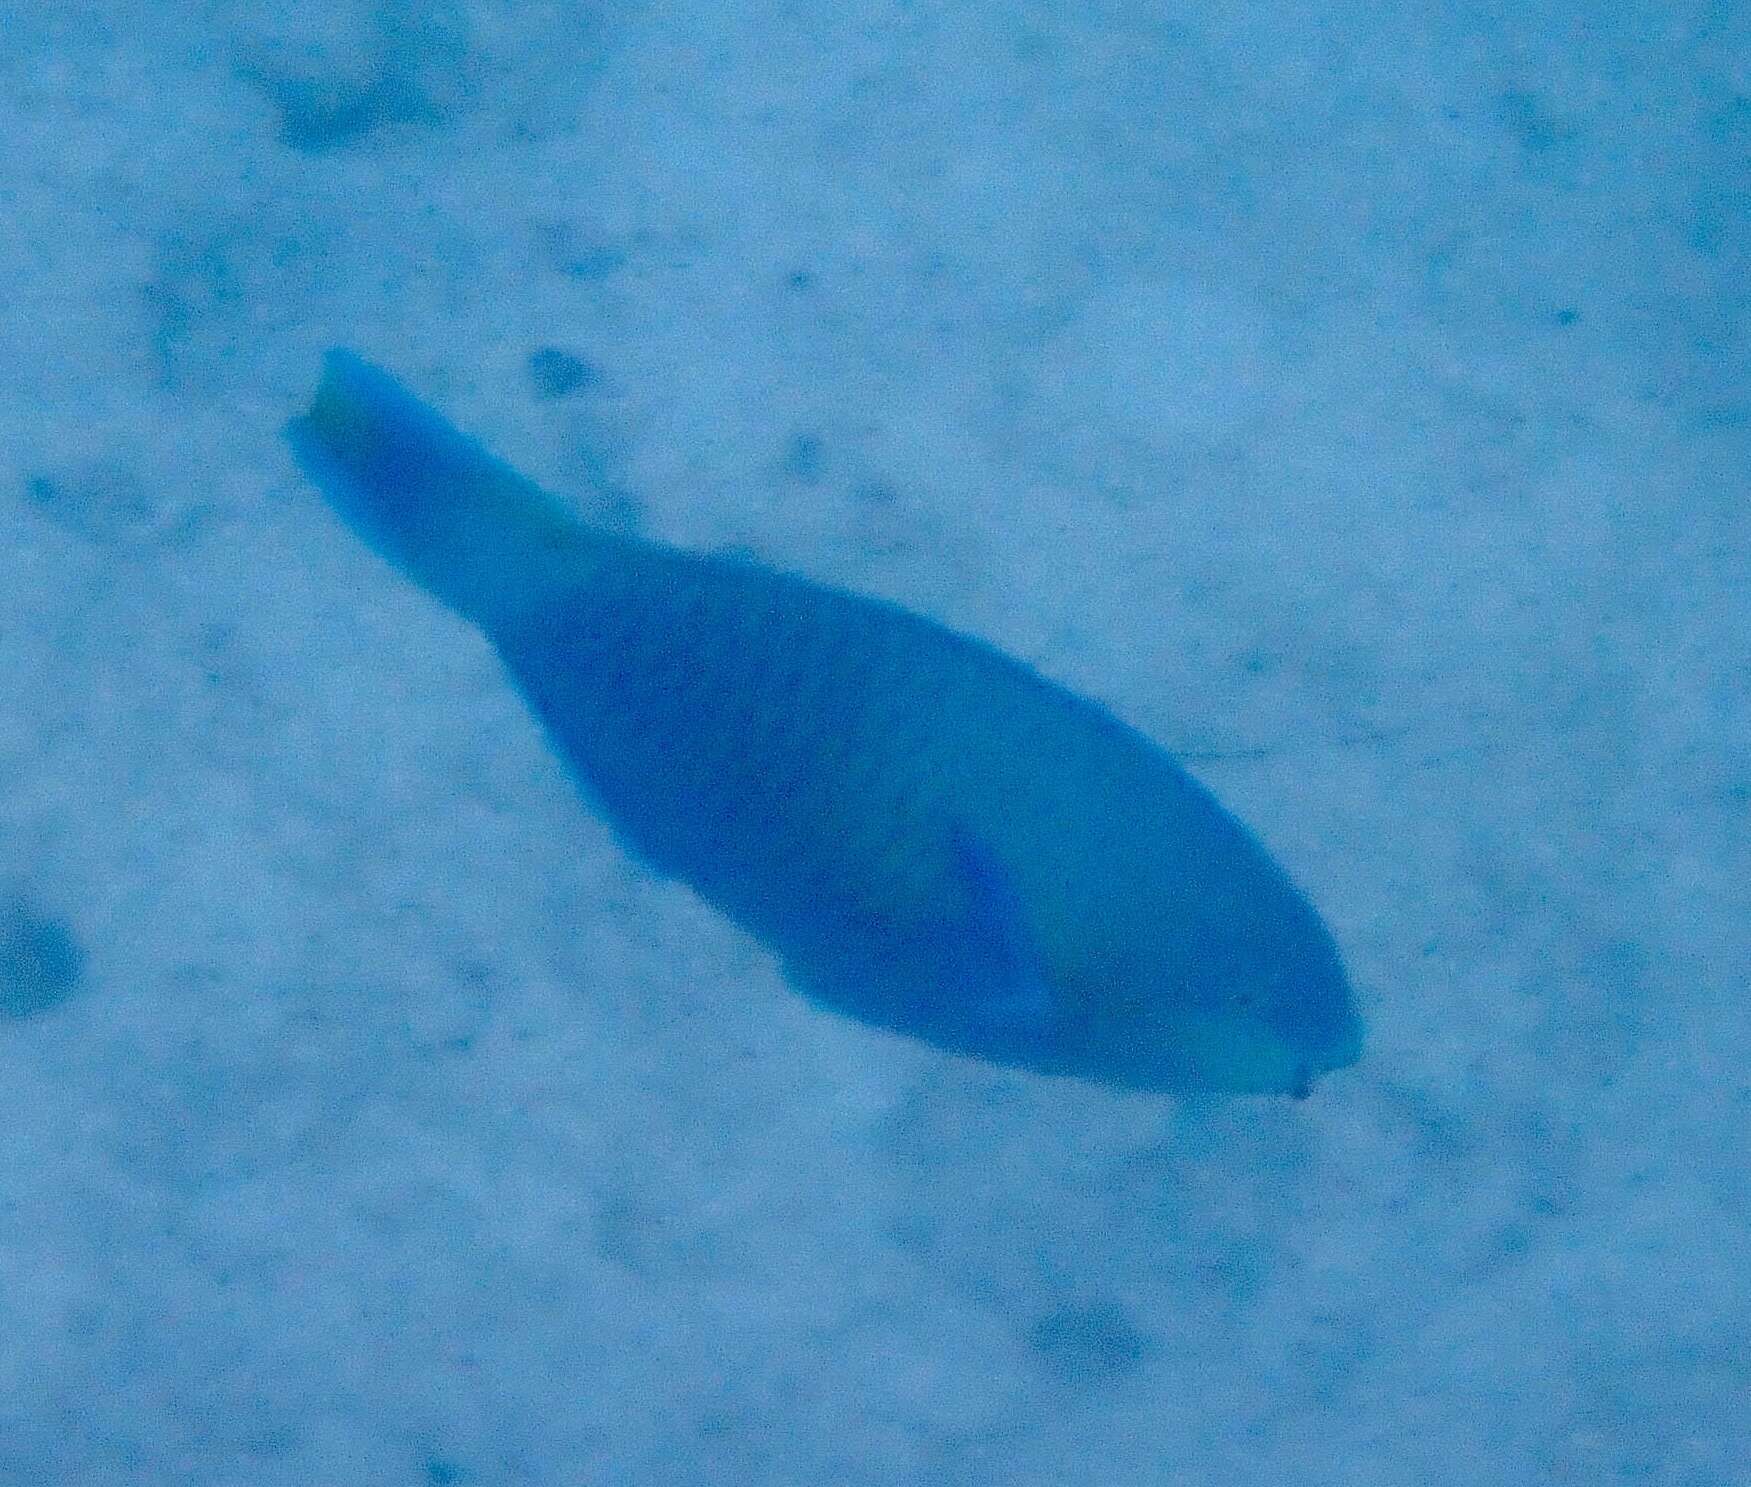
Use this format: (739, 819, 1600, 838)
(568, 245, 627, 280)
(528, 346, 599, 400)
(851, 480, 898, 508)
(0, 897, 85, 1019)
(782, 432, 824, 484)
(22, 463, 157, 542)
(535, 222, 627, 280)
(1499, 89, 1579, 154)
(1028, 1301, 1152, 1383)
(241, 12, 471, 152)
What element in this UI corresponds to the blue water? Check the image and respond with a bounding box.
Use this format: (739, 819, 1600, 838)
(2, 3, 1745, 1484)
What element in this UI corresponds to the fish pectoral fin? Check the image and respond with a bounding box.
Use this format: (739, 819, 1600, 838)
(940, 823, 1059, 1040)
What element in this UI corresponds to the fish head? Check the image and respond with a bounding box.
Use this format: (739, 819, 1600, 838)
(1094, 882, 1364, 1098)
(1168, 919, 1362, 1096)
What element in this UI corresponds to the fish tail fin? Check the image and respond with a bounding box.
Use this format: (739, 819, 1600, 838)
(287, 349, 610, 630)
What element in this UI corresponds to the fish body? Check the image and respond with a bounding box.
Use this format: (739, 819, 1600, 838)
(289, 352, 1363, 1096)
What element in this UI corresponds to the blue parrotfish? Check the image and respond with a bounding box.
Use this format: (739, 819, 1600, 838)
(288, 351, 1363, 1098)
